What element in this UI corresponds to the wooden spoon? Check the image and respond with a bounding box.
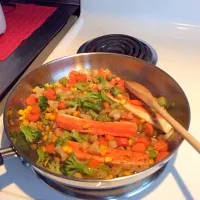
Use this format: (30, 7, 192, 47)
(125, 80, 200, 153)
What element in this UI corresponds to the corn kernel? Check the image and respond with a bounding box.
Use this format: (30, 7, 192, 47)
(43, 135, 48, 141)
(47, 107, 53, 112)
(149, 159, 154, 165)
(115, 77, 120, 81)
(22, 119, 29, 126)
(45, 126, 50, 131)
(117, 94, 123, 99)
(120, 99, 126, 104)
(100, 145, 107, 156)
(128, 139, 133, 146)
(41, 146, 46, 151)
(32, 88, 36, 93)
(123, 170, 131, 176)
(83, 91, 88, 95)
(27, 106, 32, 111)
(106, 174, 113, 179)
(140, 118, 145, 123)
(105, 156, 112, 163)
(52, 135, 58, 142)
(54, 108, 58, 112)
(19, 116, 25, 121)
(89, 83, 94, 88)
(49, 114, 56, 121)
(55, 82, 62, 87)
(73, 111, 80, 117)
(62, 146, 72, 154)
(105, 69, 110, 73)
(24, 109, 29, 115)
(18, 109, 25, 115)
(83, 123, 89, 129)
(45, 113, 50, 120)
(44, 83, 50, 87)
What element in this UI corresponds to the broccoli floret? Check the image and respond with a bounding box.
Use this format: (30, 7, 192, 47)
(60, 153, 96, 177)
(59, 77, 68, 86)
(38, 96, 48, 111)
(20, 126, 42, 143)
(82, 101, 102, 112)
(79, 92, 102, 103)
(71, 130, 84, 143)
(97, 114, 111, 122)
(46, 159, 61, 174)
(75, 81, 88, 91)
(110, 86, 124, 96)
(36, 147, 50, 164)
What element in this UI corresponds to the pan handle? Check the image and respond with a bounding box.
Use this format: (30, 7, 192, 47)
(0, 146, 16, 165)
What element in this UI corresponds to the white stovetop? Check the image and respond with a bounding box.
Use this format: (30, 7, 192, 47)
(1, 0, 200, 199)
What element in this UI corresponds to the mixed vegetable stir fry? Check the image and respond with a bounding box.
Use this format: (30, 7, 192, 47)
(17, 68, 173, 179)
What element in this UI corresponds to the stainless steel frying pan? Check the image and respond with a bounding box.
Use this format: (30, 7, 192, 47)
(0, 53, 190, 190)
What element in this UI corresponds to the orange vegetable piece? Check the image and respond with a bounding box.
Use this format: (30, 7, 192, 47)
(58, 101, 66, 110)
(115, 137, 129, 147)
(56, 113, 137, 138)
(153, 140, 169, 152)
(43, 88, 56, 100)
(30, 105, 41, 115)
(27, 113, 40, 122)
(105, 135, 115, 141)
(45, 143, 55, 153)
(132, 143, 146, 153)
(137, 137, 150, 148)
(144, 122, 154, 136)
(88, 159, 100, 169)
(26, 95, 37, 106)
(77, 74, 87, 82)
(129, 99, 144, 106)
(98, 138, 109, 146)
(156, 151, 169, 163)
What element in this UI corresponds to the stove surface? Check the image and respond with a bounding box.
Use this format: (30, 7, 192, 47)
(77, 34, 158, 64)
(1, 0, 200, 199)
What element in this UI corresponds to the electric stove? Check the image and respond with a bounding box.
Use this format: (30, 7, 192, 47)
(0, 0, 200, 199)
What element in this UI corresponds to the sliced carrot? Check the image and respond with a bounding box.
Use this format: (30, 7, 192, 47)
(153, 140, 168, 152)
(156, 151, 169, 163)
(115, 137, 129, 147)
(98, 138, 109, 146)
(88, 159, 100, 169)
(58, 101, 66, 110)
(132, 143, 146, 153)
(77, 74, 87, 82)
(137, 137, 150, 148)
(144, 122, 154, 136)
(30, 105, 41, 115)
(45, 143, 55, 153)
(129, 99, 144, 106)
(27, 113, 40, 122)
(56, 113, 137, 138)
(26, 95, 37, 106)
(67, 141, 149, 166)
(43, 88, 56, 100)
(105, 135, 115, 141)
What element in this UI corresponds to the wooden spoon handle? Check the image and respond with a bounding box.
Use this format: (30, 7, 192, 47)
(152, 101, 200, 153)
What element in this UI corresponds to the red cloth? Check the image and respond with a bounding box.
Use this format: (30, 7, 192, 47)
(0, 4, 57, 61)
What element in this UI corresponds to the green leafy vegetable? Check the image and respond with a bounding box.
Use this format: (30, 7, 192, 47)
(71, 130, 84, 143)
(37, 147, 50, 164)
(66, 99, 81, 107)
(82, 101, 102, 112)
(147, 147, 157, 159)
(55, 130, 72, 146)
(20, 126, 42, 143)
(59, 77, 68, 86)
(60, 153, 96, 177)
(38, 96, 48, 111)
(110, 86, 124, 96)
(157, 96, 168, 109)
(75, 81, 88, 91)
(97, 114, 111, 122)
(101, 90, 112, 103)
(88, 109, 99, 120)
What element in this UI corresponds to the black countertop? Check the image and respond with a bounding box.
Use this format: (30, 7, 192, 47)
(0, 4, 79, 101)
